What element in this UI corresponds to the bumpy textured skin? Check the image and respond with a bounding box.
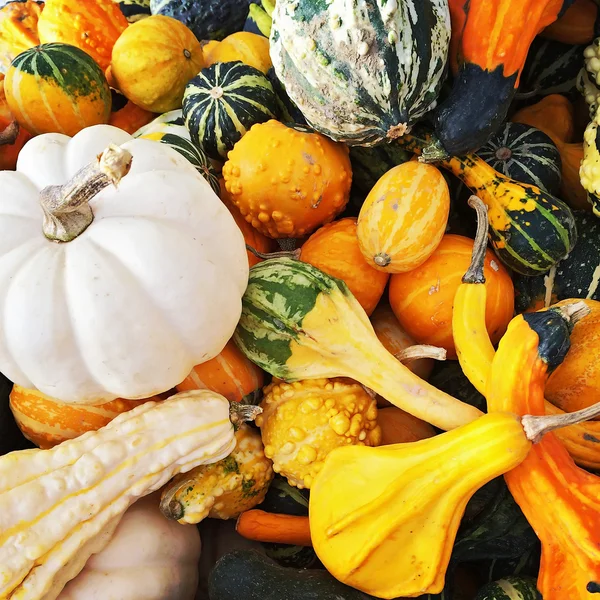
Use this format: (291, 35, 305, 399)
(37, 0, 128, 71)
(0, 391, 236, 600)
(234, 258, 483, 431)
(477, 122, 562, 196)
(150, 0, 251, 41)
(222, 121, 352, 238)
(183, 61, 278, 160)
(310, 412, 532, 598)
(160, 424, 273, 523)
(257, 378, 381, 489)
(580, 108, 600, 215)
(270, 0, 451, 145)
(4, 43, 111, 136)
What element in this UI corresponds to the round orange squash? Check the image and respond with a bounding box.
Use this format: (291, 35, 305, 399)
(176, 339, 265, 403)
(108, 93, 155, 134)
(388, 234, 514, 359)
(0, 0, 42, 72)
(4, 43, 112, 136)
(203, 32, 271, 74)
(299, 218, 388, 316)
(37, 0, 128, 72)
(357, 162, 450, 273)
(377, 406, 436, 445)
(9, 386, 162, 449)
(110, 15, 204, 113)
(0, 73, 32, 170)
(220, 179, 277, 267)
(545, 299, 600, 414)
(222, 120, 352, 238)
(370, 303, 434, 383)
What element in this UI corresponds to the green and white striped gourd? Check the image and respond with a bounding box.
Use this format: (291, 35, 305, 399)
(269, 0, 451, 145)
(476, 122, 562, 195)
(473, 576, 541, 600)
(134, 111, 221, 195)
(182, 61, 278, 160)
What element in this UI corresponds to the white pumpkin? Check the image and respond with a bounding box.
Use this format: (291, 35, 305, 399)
(58, 493, 201, 600)
(0, 125, 248, 404)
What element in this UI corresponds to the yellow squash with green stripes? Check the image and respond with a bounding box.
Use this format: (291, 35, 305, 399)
(4, 43, 111, 136)
(234, 258, 482, 431)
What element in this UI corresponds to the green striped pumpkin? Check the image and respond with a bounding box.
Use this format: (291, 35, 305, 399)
(474, 577, 541, 600)
(182, 61, 279, 161)
(476, 122, 562, 195)
(270, 0, 451, 145)
(133, 109, 187, 139)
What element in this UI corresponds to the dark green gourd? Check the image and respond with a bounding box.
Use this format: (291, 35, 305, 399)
(473, 576, 541, 600)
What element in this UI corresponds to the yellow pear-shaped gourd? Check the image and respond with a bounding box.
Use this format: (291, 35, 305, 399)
(309, 412, 532, 599)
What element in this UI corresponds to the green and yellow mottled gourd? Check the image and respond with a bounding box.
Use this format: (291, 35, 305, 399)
(234, 258, 483, 431)
(269, 0, 451, 145)
(159, 424, 273, 524)
(0, 390, 256, 600)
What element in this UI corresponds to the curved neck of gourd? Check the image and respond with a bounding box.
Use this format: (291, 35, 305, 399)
(462, 195, 488, 284)
(39, 145, 133, 243)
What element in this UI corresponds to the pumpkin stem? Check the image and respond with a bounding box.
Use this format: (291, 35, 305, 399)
(523, 400, 600, 444)
(556, 300, 591, 326)
(246, 244, 300, 260)
(39, 144, 133, 243)
(395, 345, 447, 363)
(418, 136, 450, 163)
(462, 196, 488, 284)
(0, 120, 19, 146)
(229, 402, 262, 429)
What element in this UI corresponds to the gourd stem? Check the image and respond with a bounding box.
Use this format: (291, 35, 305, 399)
(462, 196, 488, 284)
(0, 120, 19, 146)
(245, 244, 300, 260)
(395, 345, 447, 363)
(523, 400, 600, 444)
(39, 144, 133, 243)
(419, 136, 450, 163)
(557, 300, 590, 326)
(229, 402, 262, 429)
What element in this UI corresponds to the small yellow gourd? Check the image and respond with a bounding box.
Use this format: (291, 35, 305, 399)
(159, 424, 274, 524)
(257, 378, 382, 489)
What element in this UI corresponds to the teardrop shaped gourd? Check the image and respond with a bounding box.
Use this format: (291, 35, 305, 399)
(0, 390, 242, 600)
(309, 412, 533, 599)
(234, 258, 483, 431)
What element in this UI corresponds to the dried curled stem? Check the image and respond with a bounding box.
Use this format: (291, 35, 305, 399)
(395, 345, 447, 363)
(0, 120, 19, 146)
(462, 196, 489, 284)
(40, 144, 133, 243)
(246, 244, 300, 260)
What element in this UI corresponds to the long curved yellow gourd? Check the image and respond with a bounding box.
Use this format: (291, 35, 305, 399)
(0, 390, 237, 600)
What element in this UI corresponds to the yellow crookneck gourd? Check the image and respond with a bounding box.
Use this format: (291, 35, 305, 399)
(452, 196, 600, 468)
(0, 390, 259, 600)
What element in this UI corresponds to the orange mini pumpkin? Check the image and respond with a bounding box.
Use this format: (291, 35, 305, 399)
(9, 386, 162, 449)
(222, 120, 352, 239)
(37, 0, 128, 71)
(545, 299, 600, 414)
(220, 179, 277, 267)
(108, 96, 155, 134)
(388, 234, 514, 359)
(357, 162, 450, 273)
(203, 32, 271, 74)
(299, 218, 388, 316)
(0, 0, 42, 72)
(176, 339, 265, 403)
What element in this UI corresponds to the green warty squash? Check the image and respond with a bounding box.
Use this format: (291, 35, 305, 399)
(269, 0, 451, 145)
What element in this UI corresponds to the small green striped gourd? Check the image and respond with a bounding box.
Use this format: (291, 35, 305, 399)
(477, 122, 562, 196)
(182, 61, 279, 160)
(474, 576, 541, 600)
(234, 258, 483, 432)
(269, 0, 450, 145)
(399, 132, 577, 276)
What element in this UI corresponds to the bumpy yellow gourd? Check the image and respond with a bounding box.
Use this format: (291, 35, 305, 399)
(309, 412, 532, 599)
(0, 390, 246, 600)
(159, 424, 274, 523)
(256, 378, 382, 489)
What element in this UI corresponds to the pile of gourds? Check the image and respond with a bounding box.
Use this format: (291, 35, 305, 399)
(1, 0, 600, 599)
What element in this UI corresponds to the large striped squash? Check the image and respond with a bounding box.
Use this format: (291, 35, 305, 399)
(4, 43, 112, 136)
(269, 0, 451, 145)
(9, 386, 162, 449)
(176, 339, 264, 403)
(182, 61, 278, 160)
(476, 122, 562, 196)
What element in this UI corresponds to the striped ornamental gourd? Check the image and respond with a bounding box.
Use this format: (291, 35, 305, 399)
(182, 61, 279, 160)
(474, 576, 541, 600)
(477, 122, 562, 195)
(270, 0, 450, 145)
